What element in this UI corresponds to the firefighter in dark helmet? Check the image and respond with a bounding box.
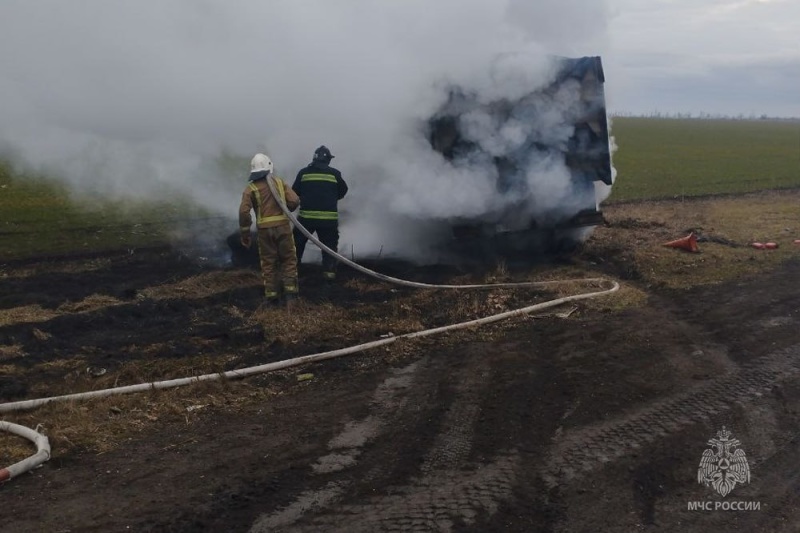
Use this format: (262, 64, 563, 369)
(292, 145, 348, 281)
(239, 153, 301, 308)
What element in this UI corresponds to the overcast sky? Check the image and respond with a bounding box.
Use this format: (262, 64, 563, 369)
(606, 0, 800, 117)
(0, 0, 797, 257)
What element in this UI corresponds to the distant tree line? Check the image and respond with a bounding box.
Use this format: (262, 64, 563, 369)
(610, 111, 799, 121)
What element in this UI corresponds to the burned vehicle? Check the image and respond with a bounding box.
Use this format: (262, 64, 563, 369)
(428, 55, 612, 258)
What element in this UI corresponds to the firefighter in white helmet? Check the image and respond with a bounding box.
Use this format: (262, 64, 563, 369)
(239, 153, 301, 308)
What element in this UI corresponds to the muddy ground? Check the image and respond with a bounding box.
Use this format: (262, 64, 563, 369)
(1, 197, 800, 532)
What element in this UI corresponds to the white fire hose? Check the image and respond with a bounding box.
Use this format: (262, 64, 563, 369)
(0, 177, 619, 482)
(0, 421, 50, 483)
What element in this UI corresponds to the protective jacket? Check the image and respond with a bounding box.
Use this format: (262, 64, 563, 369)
(239, 176, 300, 231)
(292, 162, 348, 225)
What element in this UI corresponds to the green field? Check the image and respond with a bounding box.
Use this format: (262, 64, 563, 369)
(2, 118, 799, 260)
(0, 163, 214, 260)
(609, 117, 800, 201)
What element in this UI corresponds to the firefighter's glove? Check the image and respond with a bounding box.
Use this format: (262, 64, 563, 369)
(240, 232, 252, 249)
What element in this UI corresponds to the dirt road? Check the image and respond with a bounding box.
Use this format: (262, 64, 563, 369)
(1, 231, 799, 531)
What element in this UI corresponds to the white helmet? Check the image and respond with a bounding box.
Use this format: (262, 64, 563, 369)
(250, 153, 273, 174)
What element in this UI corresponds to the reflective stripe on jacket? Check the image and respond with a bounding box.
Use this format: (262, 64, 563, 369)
(239, 176, 300, 230)
(300, 173, 338, 184)
(292, 162, 347, 225)
(298, 209, 338, 220)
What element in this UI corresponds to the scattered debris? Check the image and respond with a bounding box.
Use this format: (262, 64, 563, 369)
(86, 366, 107, 377)
(163, 438, 198, 452)
(752, 242, 779, 250)
(31, 328, 52, 341)
(663, 232, 699, 253)
(534, 306, 579, 320)
(296, 373, 314, 382)
(556, 306, 579, 319)
(379, 332, 395, 338)
(695, 233, 739, 247)
(186, 404, 208, 412)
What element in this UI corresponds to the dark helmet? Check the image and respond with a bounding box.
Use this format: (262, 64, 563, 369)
(313, 145, 334, 163)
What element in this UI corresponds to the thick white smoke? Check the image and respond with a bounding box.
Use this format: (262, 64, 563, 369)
(0, 0, 612, 261)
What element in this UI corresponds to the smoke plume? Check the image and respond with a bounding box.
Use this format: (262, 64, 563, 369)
(0, 0, 613, 261)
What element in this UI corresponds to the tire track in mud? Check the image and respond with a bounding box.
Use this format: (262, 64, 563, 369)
(253, 354, 522, 532)
(297, 454, 519, 533)
(418, 364, 486, 475)
(250, 360, 426, 532)
(543, 343, 800, 486)
(284, 357, 520, 533)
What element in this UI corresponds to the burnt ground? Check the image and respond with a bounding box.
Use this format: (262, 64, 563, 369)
(1, 234, 799, 532)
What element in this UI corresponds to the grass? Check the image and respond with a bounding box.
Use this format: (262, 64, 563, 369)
(609, 117, 800, 201)
(0, 379, 283, 467)
(0, 162, 217, 260)
(589, 189, 800, 288)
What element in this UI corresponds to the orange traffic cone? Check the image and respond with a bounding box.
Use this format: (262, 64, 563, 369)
(663, 232, 699, 253)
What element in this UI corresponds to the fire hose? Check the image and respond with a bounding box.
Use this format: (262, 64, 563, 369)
(0, 177, 619, 482)
(0, 421, 50, 483)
